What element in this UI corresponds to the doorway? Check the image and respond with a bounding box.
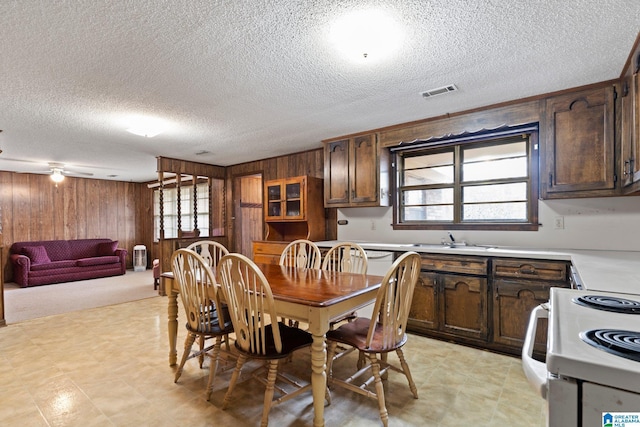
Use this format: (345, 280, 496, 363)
(232, 173, 263, 257)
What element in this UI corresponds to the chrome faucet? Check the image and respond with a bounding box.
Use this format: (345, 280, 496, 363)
(441, 232, 456, 247)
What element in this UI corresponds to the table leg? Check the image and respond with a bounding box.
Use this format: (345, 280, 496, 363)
(168, 289, 178, 366)
(310, 333, 326, 427)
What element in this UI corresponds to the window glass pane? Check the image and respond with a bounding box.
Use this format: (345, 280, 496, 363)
(404, 152, 453, 168)
(463, 157, 527, 181)
(464, 141, 526, 162)
(403, 205, 453, 221)
(463, 141, 527, 181)
(463, 202, 527, 221)
(464, 183, 527, 203)
(404, 165, 454, 185)
(403, 188, 453, 205)
(403, 151, 454, 185)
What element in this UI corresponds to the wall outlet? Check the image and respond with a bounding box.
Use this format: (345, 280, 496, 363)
(554, 216, 564, 229)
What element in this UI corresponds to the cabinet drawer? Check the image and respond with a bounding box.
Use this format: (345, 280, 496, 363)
(420, 254, 488, 276)
(492, 258, 568, 281)
(493, 278, 556, 300)
(253, 254, 281, 265)
(252, 241, 288, 255)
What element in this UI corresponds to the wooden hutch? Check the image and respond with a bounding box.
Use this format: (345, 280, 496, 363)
(252, 175, 325, 264)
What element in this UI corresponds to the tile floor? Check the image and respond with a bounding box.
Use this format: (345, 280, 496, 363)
(0, 296, 546, 426)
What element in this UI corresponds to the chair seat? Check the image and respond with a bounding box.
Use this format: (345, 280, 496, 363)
(235, 322, 313, 360)
(326, 317, 408, 353)
(185, 306, 234, 336)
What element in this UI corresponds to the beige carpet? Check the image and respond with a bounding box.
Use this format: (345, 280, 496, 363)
(3, 270, 159, 324)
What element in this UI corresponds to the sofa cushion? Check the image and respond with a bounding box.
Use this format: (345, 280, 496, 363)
(97, 241, 118, 256)
(30, 260, 77, 271)
(76, 256, 120, 267)
(22, 245, 51, 264)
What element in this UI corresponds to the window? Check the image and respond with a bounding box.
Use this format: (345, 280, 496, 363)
(153, 182, 211, 239)
(392, 126, 539, 230)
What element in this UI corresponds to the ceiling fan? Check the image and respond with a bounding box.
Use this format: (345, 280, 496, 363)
(0, 156, 95, 181)
(45, 162, 94, 182)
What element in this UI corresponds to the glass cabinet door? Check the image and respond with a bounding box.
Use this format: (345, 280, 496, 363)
(266, 183, 283, 219)
(264, 177, 306, 221)
(285, 182, 301, 218)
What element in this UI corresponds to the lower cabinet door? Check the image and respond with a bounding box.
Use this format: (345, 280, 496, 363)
(408, 271, 438, 333)
(492, 279, 552, 354)
(441, 274, 488, 340)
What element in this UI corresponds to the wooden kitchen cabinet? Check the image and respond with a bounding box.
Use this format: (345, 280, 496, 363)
(323, 133, 390, 207)
(541, 85, 617, 198)
(262, 175, 325, 241)
(254, 175, 325, 264)
(492, 258, 570, 356)
(408, 254, 489, 342)
(621, 72, 640, 193)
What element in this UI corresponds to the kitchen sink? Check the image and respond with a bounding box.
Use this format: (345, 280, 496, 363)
(410, 244, 496, 251)
(357, 242, 497, 252)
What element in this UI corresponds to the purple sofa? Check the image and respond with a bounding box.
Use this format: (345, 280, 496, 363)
(10, 239, 127, 287)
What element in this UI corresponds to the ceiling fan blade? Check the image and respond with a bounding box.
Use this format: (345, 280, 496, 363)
(1, 157, 48, 165)
(62, 170, 94, 177)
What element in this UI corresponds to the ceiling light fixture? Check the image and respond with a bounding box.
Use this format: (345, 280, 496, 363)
(330, 9, 403, 62)
(124, 115, 168, 138)
(51, 168, 65, 183)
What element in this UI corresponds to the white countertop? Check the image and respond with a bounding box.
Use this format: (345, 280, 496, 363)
(314, 240, 640, 295)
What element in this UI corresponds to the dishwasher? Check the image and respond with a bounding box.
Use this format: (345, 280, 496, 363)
(359, 250, 395, 318)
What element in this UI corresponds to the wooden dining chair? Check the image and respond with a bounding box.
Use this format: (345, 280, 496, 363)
(279, 239, 321, 269)
(185, 240, 229, 271)
(217, 253, 314, 427)
(321, 241, 368, 274)
(321, 242, 368, 327)
(170, 249, 234, 400)
(184, 240, 230, 366)
(325, 251, 422, 427)
(279, 239, 321, 327)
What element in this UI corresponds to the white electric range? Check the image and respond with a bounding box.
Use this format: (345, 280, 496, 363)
(523, 287, 640, 426)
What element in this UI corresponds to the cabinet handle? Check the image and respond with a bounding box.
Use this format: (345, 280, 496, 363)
(520, 267, 537, 275)
(549, 173, 553, 187)
(625, 159, 631, 176)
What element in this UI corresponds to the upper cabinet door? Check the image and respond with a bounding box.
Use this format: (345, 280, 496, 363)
(324, 139, 350, 205)
(323, 133, 390, 207)
(541, 85, 617, 198)
(621, 73, 640, 192)
(350, 134, 379, 204)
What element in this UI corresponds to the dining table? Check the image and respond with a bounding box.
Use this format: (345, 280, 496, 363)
(161, 262, 383, 427)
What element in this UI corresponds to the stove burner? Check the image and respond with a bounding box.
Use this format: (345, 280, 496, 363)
(580, 329, 640, 362)
(573, 295, 640, 314)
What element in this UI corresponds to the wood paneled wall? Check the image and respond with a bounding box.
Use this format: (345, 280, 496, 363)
(0, 171, 154, 281)
(225, 148, 337, 251)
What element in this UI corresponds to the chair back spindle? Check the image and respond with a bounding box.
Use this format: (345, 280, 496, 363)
(321, 242, 368, 275)
(279, 239, 321, 269)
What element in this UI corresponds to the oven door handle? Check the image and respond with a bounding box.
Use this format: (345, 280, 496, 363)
(522, 303, 549, 400)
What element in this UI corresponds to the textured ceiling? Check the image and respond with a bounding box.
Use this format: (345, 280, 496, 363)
(0, 1, 639, 182)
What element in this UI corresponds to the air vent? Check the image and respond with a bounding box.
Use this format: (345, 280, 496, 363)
(420, 84, 458, 99)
